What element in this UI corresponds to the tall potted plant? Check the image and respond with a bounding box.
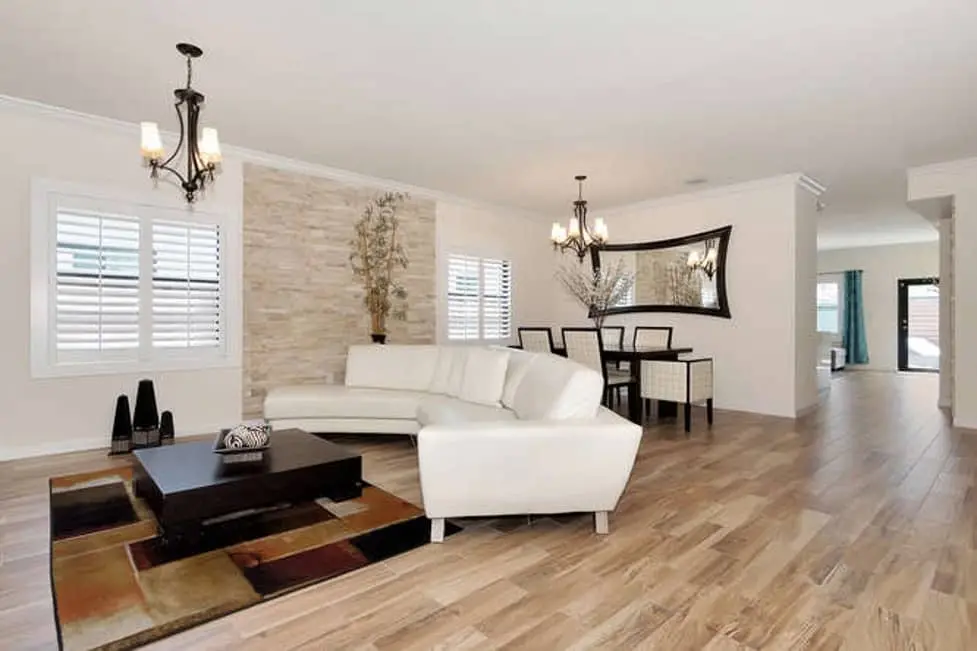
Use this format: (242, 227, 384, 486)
(556, 259, 634, 329)
(349, 192, 410, 343)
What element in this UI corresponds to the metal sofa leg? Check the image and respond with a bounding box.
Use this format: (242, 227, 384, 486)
(431, 517, 445, 543)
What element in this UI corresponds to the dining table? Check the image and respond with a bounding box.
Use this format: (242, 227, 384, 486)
(515, 343, 694, 424)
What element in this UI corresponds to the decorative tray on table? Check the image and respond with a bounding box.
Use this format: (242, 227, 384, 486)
(213, 421, 271, 465)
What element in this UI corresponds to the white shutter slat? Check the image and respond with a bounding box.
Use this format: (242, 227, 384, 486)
(151, 220, 221, 350)
(55, 211, 140, 355)
(481, 258, 512, 340)
(447, 254, 481, 341)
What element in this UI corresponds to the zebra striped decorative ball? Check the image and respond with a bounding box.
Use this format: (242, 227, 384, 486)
(224, 423, 269, 449)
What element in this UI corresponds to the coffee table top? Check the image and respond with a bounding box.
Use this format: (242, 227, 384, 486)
(132, 429, 359, 496)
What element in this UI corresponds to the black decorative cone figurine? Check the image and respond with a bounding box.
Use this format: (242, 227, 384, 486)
(132, 379, 160, 448)
(160, 410, 175, 445)
(110, 395, 133, 455)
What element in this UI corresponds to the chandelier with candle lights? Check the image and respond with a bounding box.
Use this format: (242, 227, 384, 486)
(140, 43, 222, 204)
(550, 175, 608, 263)
(686, 238, 720, 280)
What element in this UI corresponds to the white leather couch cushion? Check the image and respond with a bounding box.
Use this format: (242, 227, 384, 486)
(429, 346, 467, 395)
(265, 385, 426, 420)
(509, 353, 603, 420)
(501, 348, 536, 410)
(457, 347, 509, 406)
(417, 396, 517, 427)
(345, 344, 439, 391)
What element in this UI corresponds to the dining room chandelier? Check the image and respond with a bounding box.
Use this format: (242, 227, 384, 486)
(550, 175, 608, 262)
(139, 43, 222, 204)
(687, 239, 719, 280)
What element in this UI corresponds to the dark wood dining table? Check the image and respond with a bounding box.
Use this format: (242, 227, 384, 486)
(514, 343, 693, 424)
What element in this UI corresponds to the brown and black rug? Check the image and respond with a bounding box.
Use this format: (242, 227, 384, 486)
(49, 466, 457, 651)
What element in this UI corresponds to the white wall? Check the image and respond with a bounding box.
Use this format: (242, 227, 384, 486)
(435, 201, 555, 346)
(547, 176, 817, 418)
(817, 242, 939, 372)
(794, 189, 820, 414)
(909, 158, 977, 428)
(0, 105, 245, 460)
(938, 218, 954, 409)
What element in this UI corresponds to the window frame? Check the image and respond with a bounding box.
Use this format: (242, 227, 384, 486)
(30, 178, 240, 378)
(445, 254, 513, 342)
(816, 273, 845, 337)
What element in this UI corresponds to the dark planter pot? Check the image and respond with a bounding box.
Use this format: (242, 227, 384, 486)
(133, 379, 160, 449)
(370, 333, 387, 344)
(110, 394, 133, 455)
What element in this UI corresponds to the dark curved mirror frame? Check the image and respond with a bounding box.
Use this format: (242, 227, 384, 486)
(594, 225, 732, 319)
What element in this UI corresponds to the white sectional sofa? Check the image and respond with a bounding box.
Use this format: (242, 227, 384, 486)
(264, 344, 642, 540)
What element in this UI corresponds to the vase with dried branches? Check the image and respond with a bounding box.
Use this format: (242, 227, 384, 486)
(555, 259, 635, 329)
(349, 192, 410, 343)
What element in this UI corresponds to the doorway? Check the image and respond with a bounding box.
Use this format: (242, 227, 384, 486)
(898, 277, 940, 372)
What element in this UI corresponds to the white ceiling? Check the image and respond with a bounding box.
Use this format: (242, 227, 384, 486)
(0, 1, 974, 247)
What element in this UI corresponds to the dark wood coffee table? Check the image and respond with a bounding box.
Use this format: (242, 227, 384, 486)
(132, 429, 362, 547)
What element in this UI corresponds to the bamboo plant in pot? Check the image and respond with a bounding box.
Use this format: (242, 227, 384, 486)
(349, 192, 409, 343)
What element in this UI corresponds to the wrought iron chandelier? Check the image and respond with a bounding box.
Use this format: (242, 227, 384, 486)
(140, 43, 222, 204)
(687, 239, 720, 280)
(550, 175, 608, 262)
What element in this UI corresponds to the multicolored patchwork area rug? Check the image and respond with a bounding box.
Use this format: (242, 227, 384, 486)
(49, 466, 454, 651)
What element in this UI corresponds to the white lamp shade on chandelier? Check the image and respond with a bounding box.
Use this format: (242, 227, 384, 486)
(140, 122, 164, 159)
(198, 127, 222, 165)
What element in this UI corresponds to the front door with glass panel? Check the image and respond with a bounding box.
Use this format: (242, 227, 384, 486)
(897, 277, 939, 372)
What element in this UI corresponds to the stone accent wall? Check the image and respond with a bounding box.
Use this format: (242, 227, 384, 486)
(242, 164, 437, 417)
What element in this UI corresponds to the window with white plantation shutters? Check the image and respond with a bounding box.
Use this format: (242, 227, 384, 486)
(31, 180, 233, 378)
(481, 258, 511, 340)
(55, 211, 140, 357)
(152, 221, 221, 349)
(447, 254, 481, 340)
(446, 254, 512, 341)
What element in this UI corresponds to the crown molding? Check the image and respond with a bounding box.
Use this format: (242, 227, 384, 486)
(908, 156, 977, 178)
(0, 93, 544, 223)
(593, 173, 825, 218)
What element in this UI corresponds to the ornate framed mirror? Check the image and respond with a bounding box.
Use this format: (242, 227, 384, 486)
(594, 225, 732, 318)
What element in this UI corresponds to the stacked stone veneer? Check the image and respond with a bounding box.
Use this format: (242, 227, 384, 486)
(242, 164, 436, 418)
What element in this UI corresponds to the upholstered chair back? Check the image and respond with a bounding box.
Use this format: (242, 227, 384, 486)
(633, 326, 673, 349)
(562, 328, 605, 375)
(518, 327, 554, 354)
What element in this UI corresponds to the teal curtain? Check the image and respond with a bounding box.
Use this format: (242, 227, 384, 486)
(842, 270, 869, 364)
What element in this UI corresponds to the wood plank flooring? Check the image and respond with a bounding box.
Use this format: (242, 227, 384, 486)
(3, 371, 976, 650)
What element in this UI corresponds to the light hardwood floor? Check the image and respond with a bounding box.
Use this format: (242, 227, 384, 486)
(3, 371, 976, 650)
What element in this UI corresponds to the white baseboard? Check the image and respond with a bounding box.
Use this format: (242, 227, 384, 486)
(1, 437, 107, 462)
(1, 424, 231, 462)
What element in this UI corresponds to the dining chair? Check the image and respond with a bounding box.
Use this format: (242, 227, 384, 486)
(640, 358, 714, 435)
(633, 326, 673, 349)
(562, 327, 636, 409)
(518, 327, 555, 354)
(600, 325, 626, 375)
(600, 326, 625, 350)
